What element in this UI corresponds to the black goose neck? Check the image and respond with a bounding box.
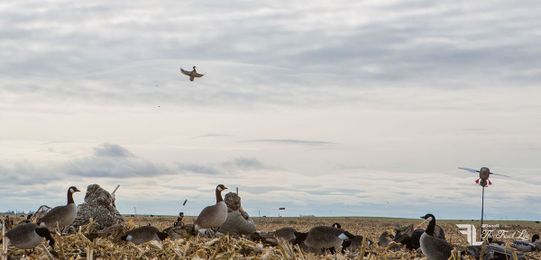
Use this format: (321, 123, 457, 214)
(426, 216, 436, 236)
(67, 189, 74, 204)
(215, 188, 223, 203)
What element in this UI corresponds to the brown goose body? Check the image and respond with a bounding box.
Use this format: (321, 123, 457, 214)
(194, 184, 228, 230)
(303, 226, 351, 253)
(273, 227, 297, 242)
(38, 186, 80, 230)
(121, 226, 168, 245)
(5, 223, 54, 249)
(419, 214, 452, 260)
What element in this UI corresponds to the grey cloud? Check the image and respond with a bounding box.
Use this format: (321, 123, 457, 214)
(65, 157, 171, 178)
(225, 158, 266, 170)
(94, 143, 134, 157)
(177, 157, 267, 175)
(177, 163, 222, 175)
(63, 143, 173, 178)
(0, 163, 61, 185)
(249, 139, 335, 146)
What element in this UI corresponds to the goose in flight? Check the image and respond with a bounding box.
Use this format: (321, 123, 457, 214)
(180, 66, 204, 81)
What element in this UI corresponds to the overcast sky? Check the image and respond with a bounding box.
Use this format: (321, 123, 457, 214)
(1, 0, 541, 220)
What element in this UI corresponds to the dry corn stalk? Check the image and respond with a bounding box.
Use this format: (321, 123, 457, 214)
(1, 219, 6, 260)
(358, 236, 366, 260)
(448, 248, 460, 260)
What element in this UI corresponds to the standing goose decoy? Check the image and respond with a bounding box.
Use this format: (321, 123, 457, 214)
(194, 184, 228, 232)
(303, 226, 354, 254)
(419, 213, 452, 260)
(37, 186, 80, 231)
(394, 223, 445, 250)
(2, 223, 54, 249)
(512, 234, 540, 252)
(121, 226, 168, 245)
(180, 66, 204, 81)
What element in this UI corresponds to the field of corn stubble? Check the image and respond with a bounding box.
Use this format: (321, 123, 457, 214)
(2, 216, 541, 259)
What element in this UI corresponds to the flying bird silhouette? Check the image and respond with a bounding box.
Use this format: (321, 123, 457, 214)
(180, 66, 204, 81)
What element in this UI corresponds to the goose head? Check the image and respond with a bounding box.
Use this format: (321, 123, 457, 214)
(331, 223, 342, 229)
(216, 184, 228, 192)
(214, 184, 228, 203)
(67, 186, 81, 204)
(292, 231, 308, 245)
(193, 66, 197, 70)
(157, 230, 169, 241)
(420, 213, 435, 222)
(68, 186, 81, 194)
(420, 213, 437, 236)
(35, 227, 55, 247)
(532, 234, 539, 242)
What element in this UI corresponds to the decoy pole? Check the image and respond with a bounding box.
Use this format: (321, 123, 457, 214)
(480, 186, 485, 239)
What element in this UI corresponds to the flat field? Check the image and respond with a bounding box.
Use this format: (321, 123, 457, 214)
(2, 215, 540, 259)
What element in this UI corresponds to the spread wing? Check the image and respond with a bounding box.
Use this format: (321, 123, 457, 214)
(193, 72, 204, 78)
(180, 68, 191, 76)
(491, 172, 511, 178)
(458, 167, 479, 174)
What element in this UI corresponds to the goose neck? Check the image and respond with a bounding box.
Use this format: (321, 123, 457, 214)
(215, 189, 223, 203)
(67, 190, 74, 204)
(426, 217, 436, 236)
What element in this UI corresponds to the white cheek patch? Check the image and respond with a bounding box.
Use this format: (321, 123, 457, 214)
(217, 187, 223, 192)
(69, 188, 74, 193)
(338, 233, 348, 240)
(126, 235, 133, 241)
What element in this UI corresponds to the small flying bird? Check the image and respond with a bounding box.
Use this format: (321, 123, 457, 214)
(180, 66, 204, 81)
(458, 167, 510, 187)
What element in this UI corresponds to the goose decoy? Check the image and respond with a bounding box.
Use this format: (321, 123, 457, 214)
(342, 234, 372, 253)
(394, 223, 445, 250)
(378, 230, 394, 247)
(303, 226, 354, 254)
(534, 234, 541, 250)
(512, 234, 540, 252)
(37, 186, 80, 231)
(163, 224, 197, 241)
(292, 231, 308, 245)
(273, 227, 298, 243)
(18, 214, 33, 224)
(194, 184, 228, 232)
(467, 244, 526, 260)
(121, 226, 168, 245)
(180, 66, 204, 81)
(2, 223, 54, 249)
(487, 236, 505, 246)
(419, 213, 452, 260)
